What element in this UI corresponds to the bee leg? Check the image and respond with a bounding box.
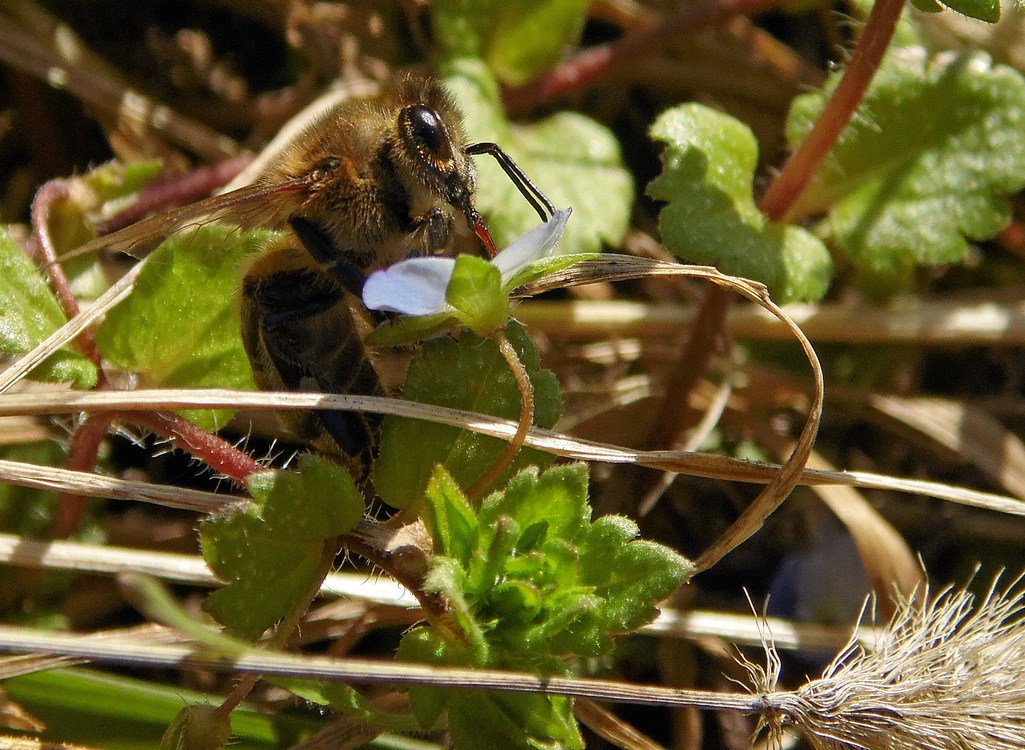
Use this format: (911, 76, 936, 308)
(289, 216, 367, 296)
(241, 256, 383, 472)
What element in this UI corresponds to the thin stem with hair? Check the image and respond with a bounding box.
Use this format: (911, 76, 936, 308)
(466, 330, 535, 500)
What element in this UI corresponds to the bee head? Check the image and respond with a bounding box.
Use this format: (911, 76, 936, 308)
(392, 77, 493, 254)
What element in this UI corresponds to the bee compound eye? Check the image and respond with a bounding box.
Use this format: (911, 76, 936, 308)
(312, 157, 340, 179)
(402, 105, 452, 162)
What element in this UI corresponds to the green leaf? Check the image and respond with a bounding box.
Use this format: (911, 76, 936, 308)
(373, 322, 561, 509)
(447, 691, 582, 750)
(647, 103, 833, 303)
(201, 454, 363, 639)
(933, 0, 999, 21)
(400, 464, 691, 748)
(0, 230, 98, 387)
(446, 255, 509, 335)
(423, 466, 479, 562)
(161, 705, 232, 750)
(433, 0, 589, 85)
(787, 51, 1025, 293)
(95, 224, 267, 430)
(443, 59, 633, 255)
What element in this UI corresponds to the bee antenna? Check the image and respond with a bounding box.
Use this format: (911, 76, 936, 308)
(466, 142, 554, 222)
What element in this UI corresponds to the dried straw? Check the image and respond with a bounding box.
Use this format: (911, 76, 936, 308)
(753, 577, 1025, 750)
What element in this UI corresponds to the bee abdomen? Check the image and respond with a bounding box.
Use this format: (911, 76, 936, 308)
(241, 254, 383, 474)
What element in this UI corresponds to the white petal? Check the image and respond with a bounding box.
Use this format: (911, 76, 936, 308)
(492, 208, 573, 281)
(363, 257, 456, 315)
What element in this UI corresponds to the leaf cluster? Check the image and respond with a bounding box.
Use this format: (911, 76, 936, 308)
(397, 463, 693, 748)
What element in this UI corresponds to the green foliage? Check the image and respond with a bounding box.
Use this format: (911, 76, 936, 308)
(442, 59, 633, 254)
(787, 51, 1025, 294)
(95, 224, 266, 430)
(912, 0, 999, 21)
(647, 104, 833, 303)
(161, 705, 232, 750)
(0, 230, 98, 387)
(398, 464, 693, 749)
(373, 323, 561, 509)
(446, 255, 508, 335)
(4, 667, 306, 749)
(0, 443, 67, 537)
(432, 0, 589, 85)
(200, 454, 364, 640)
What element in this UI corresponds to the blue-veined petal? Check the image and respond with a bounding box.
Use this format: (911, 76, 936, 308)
(493, 208, 572, 284)
(363, 208, 572, 317)
(363, 257, 456, 315)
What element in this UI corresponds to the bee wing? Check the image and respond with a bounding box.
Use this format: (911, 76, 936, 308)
(64, 175, 314, 260)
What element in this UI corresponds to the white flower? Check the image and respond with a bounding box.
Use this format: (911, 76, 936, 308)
(363, 208, 572, 316)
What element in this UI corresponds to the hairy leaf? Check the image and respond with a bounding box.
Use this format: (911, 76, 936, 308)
(96, 224, 266, 430)
(201, 454, 363, 640)
(648, 104, 833, 302)
(400, 464, 692, 748)
(787, 51, 1025, 293)
(373, 322, 561, 509)
(0, 231, 98, 387)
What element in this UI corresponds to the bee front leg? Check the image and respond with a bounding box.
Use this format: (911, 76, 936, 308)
(289, 216, 367, 296)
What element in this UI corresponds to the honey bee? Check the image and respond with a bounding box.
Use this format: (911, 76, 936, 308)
(71, 75, 553, 472)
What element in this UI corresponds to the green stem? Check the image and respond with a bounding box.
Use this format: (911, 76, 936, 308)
(466, 330, 534, 501)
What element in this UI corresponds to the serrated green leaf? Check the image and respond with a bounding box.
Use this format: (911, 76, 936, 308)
(400, 463, 689, 749)
(443, 59, 632, 255)
(0, 230, 98, 387)
(787, 51, 1025, 292)
(433, 0, 589, 85)
(373, 322, 560, 509)
(647, 104, 833, 303)
(95, 224, 266, 430)
(477, 463, 589, 548)
(581, 517, 695, 632)
(201, 454, 363, 639)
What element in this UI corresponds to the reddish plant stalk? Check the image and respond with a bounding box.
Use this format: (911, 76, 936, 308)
(31, 180, 101, 366)
(95, 155, 253, 236)
(127, 410, 263, 486)
(502, 0, 787, 114)
(50, 412, 116, 538)
(757, 0, 907, 221)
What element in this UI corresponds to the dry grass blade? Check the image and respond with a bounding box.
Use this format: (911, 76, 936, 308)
(768, 578, 1025, 750)
(515, 297, 1025, 346)
(0, 391, 1020, 515)
(870, 394, 1025, 502)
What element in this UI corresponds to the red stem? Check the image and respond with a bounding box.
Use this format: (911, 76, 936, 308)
(31, 180, 102, 366)
(50, 412, 116, 538)
(757, 0, 907, 221)
(95, 155, 253, 236)
(128, 410, 263, 486)
(502, 0, 787, 114)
